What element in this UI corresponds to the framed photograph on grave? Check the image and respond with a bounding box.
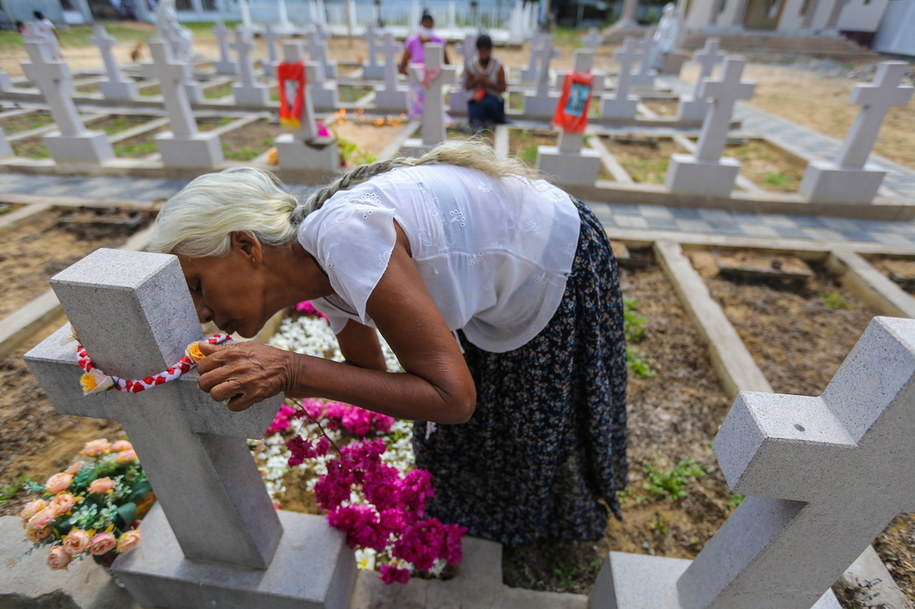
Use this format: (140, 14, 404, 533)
(553, 71, 593, 134)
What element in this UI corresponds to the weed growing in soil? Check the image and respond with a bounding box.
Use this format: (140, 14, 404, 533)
(725, 493, 745, 514)
(114, 141, 158, 157)
(649, 512, 669, 535)
(822, 291, 854, 309)
(641, 458, 705, 501)
(763, 171, 796, 189)
(624, 297, 656, 378)
(0, 474, 34, 503)
(520, 144, 538, 165)
(334, 132, 377, 166)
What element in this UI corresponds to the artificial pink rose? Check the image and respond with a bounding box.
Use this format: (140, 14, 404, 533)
(47, 545, 71, 570)
(19, 499, 48, 522)
(89, 532, 117, 555)
(111, 440, 133, 452)
(81, 439, 111, 456)
(116, 530, 142, 554)
(26, 528, 52, 543)
(27, 508, 57, 531)
(49, 493, 75, 516)
(115, 450, 137, 464)
(45, 473, 73, 494)
(88, 477, 115, 494)
(62, 529, 91, 555)
(64, 461, 85, 475)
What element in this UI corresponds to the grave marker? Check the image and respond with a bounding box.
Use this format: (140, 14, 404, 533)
(362, 24, 384, 80)
(537, 49, 601, 186)
(678, 38, 725, 121)
(374, 32, 409, 113)
(583, 28, 602, 51)
(591, 315, 915, 609)
(448, 33, 478, 115)
(231, 26, 269, 106)
(800, 61, 914, 205)
(416, 43, 457, 146)
(274, 40, 340, 171)
(600, 37, 641, 119)
(90, 24, 138, 101)
(520, 31, 548, 83)
(24, 248, 355, 609)
(666, 57, 755, 196)
(631, 29, 657, 87)
(305, 27, 337, 79)
(304, 30, 339, 111)
(20, 41, 114, 164)
(212, 21, 239, 75)
(263, 23, 281, 79)
(523, 36, 561, 117)
(144, 38, 222, 168)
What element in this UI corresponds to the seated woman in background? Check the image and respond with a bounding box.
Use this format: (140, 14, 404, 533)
(464, 34, 508, 132)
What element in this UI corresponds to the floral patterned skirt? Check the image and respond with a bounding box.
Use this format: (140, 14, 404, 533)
(413, 197, 628, 547)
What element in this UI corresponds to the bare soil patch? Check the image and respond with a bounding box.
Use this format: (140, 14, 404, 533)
(329, 121, 407, 160)
(869, 256, 915, 294)
(11, 135, 49, 158)
(642, 100, 678, 117)
(90, 114, 159, 135)
(220, 118, 281, 161)
(600, 135, 681, 184)
(0, 110, 54, 134)
(726, 138, 806, 193)
(113, 126, 167, 158)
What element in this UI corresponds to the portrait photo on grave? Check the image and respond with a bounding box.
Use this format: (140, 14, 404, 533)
(147, 140, 628, 547)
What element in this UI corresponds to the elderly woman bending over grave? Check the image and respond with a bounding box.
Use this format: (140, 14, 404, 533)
(147, 140, 628, 546)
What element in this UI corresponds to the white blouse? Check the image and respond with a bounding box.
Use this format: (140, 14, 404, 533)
(297, 165, 580, 353)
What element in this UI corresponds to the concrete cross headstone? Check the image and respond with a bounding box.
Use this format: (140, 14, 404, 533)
(305, 27, 336, 79)
(231, 26, 269, 106)
(90, 24, 138, 101)
(592, 315, 915, 609)
(600, 37, 641, 119)
(520, 31, 551, 84)
(274, 40, 340, 171)
(21, 41, 113, 164)
(583, 27, 602, 51)
(24, 248, 354, 609)
(145, 38, 222, 168)
(524, 36, 562, 117)
(303, 39, 338, 112)
(508, 0, 526, 45)
(801, 61, 914, 204)
(363, 24, 384, 80)
(679, 38, 726, 120)
(631, 29, 657, 86)
(238, 0, 253, 31)
(537, 49, 601, 186)
(617, 0, 639, 29)
(416, 43, 457, 146)
(277, 0, 293, 35)
(263, 23, 281, 79)
(449, 33, 478, 115)
(375, 32, 409, 113)
(666, 57, 755, 196)
(212, 21, 239, 75)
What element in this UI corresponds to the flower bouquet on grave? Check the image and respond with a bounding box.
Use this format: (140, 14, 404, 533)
(18, 438, 154, 570)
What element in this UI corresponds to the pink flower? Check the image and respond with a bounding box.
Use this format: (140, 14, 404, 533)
(89, 532, 117, 555)
(49, 493, 75, 516)
(47, 546, 71, 570)
(295, 301, 328, 320)
(26, 528, 52, 543)
(81, 439, 111, 456)
(19, 499, 47, 521)
(64, 461, 84, 475)
(27, 508, 58, 531)
(62, 530, 91, 555)
(266, 404, 297, 436)
(88, 477, 116, 494)
(115, 450, 137, 464)
(111, 440, 133, 452)
(327, 504, 388, 552)
(45, 473, 73, 494)
(286, 436, 331, 466)
(379, 565, 411, 585)
(116, 530, 142, 553)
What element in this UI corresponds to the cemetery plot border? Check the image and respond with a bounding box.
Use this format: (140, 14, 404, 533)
(868, 256, 915, 295)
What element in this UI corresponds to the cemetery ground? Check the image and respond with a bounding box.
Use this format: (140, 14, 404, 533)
(0, 22, 914, 607)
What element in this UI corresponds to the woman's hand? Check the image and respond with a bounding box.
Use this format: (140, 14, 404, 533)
(195, 341, 295, 412)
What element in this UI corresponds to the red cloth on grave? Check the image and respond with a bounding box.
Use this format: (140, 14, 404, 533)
(552, 71, 594, 134)
(278, 61, 306, 129)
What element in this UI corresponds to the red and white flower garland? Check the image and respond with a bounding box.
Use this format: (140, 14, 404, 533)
(76, 334, 230, 395)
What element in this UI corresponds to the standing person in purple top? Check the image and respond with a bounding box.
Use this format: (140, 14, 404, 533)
(398, 10, 451, 119)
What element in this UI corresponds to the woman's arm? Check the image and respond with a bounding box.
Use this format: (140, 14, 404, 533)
(494, 64, 507, 93)
(398, 46, 412, 75)
(196, 229, 476, 424)
(336, 319, 386, 371)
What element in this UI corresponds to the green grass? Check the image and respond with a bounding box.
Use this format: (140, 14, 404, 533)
(519, 144, 538, 166)
(822, 291, 853, 310)
(0, 21, 239, 52)
(623, 297, 656, 378)
(203, 82, 234, 100)
(97, 116, 146, 135)
(114, 140, 158, 157)
(0, 474, 36, 504)
(763, 171, 797, 189)
(223, 138, 275, 161)
(641, 458, 705, 501)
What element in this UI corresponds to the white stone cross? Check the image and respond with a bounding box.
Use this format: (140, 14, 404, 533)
(833, 61, 913, 169)
(212, 21, 239, 75)
(583, 27, 602, 51)
(21, 41, 85, 137)
(533, 36, 560, 98)
(276, 0, 293, 35)
(459, 33, 476, 67)
(416, 43, 457, 146)
(89, 24, 136, 99)
(282, 41, 318, 141)
(263, 23, 281, 78)
(231, 26, 259, 88)
(24, 249, 284, 569)
(305, 28, 336, 79)
(633, 29, 657, 85)
(612, 37, 641, 102)
(679, 316, 915, 609)
(375, 32, 408, 113)
(694, 57, 755, 162)
(690, 37, 725, 99)
(237, 0, 252, 31)
(364, 24, 381, 77)
(145, 38, 198, 138)
(521, 31, 547, 82)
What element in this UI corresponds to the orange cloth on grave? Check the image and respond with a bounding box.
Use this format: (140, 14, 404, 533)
(278, 61, 306, 129)
(552, 71, 594, 135)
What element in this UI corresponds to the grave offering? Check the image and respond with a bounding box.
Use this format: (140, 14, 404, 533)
(800, 62, 914, 205)
(631, 30, 658, 87)
(20, 41, 114, 165)
(275, 40, 340, 171)
(537, 50, 601, 186)
(600, 37, 641, 120)
(144, 38, 223, 168)
(666, 57, 756, 197)
(415, 43, 457, 147)
(212, 22, 239, 75)
(374, 32, 409, 113)
(90, 25, 138, 102)
(24, 248, 355, 609)
(591, 315, 915, 609)
(678, 38, 725, 121)
(523, 36, 561, 117)
(362, 25, 384, 80)
(231, 26, 269, 106)
(263, 24, 281, 79)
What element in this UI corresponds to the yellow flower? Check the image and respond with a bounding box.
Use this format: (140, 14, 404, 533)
(267, 148, 279, 166)
(80, 370, 113, 395)
(185, 342, 206, 362)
